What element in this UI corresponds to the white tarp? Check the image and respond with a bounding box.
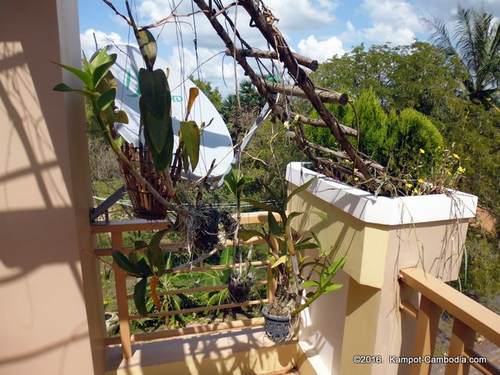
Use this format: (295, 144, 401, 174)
(106, 43, 234, 184)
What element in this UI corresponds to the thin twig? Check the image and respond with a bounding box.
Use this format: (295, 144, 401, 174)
(101, 0, 133, 26)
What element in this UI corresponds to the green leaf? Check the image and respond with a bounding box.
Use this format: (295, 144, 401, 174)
(224, 170, 238, 195)
(53, 83, 75, 92)
(327, 257, 346, 275)
(139, 68, 169, 118)
(295, 242, 320, 251)
(97, 88, 116, 111)
(134, 240, 148, 250)
(242, 198, 275, 212)
(324, 283, 343, 293)
(52, 61, 92, 88)
(286, 177, 317, 205)
(271, 255, 288, 268)
(146, 229, 168, 274)
(300, 280, 319, 289)
(220, 247, 233, 266)
(239, 229, 264, 241)
(181, 148, 190, 173)
(180, 120, 201, 171)
(89, 49, 113, 71)
(139, 68, 173, 159)
(53, 83, 95, 98)
(135, 258, 152, 276)
(268, 211, 282, 235)
(112, 252, 141, 276)
(145, 130, 173, 171)
(311, 231, 321, 248)
(92, 53, 117, 88)
(140, 96, 174, 170)
(137, 29, 157, 68)
(134, 278, 149, 316)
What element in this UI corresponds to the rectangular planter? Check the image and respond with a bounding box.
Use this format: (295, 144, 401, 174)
(286, 162, 477, 287)
(286, 162, 478, 375)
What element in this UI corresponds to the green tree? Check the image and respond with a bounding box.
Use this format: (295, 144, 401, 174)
(220, 80, 266, 122)
(429, 7, 499, 107)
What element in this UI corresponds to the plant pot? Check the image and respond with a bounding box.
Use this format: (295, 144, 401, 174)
(119, 142, 172, 220)
(262, 305, 297, 343)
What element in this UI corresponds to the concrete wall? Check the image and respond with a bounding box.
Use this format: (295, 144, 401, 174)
(0, 1, 105, 374)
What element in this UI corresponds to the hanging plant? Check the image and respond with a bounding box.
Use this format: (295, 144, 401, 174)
(242, 178, 346, 343)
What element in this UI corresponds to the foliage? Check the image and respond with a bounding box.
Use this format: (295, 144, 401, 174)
(243, 179, 345, 317)
(429, 6, 499, 107)
(307, 89, 444, 182)
(314, 42, 463, 117)
(387, 108, 444, 175)
(312, 42, 498, 208)
(311, 38, 498, 305)
(456, 229, 500, 311)
(53, 49, 127, 153)
(241, 120, 304, 206)
(220, 80, 266, 123)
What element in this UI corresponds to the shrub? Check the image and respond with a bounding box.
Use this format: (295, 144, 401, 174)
(306, 89, 444, 179)
(388, 108, 444, 174)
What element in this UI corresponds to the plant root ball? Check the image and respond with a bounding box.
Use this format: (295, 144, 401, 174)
(220, 211, 238, 239)
(192, 206, 221, 252)
(228, 271, 255, 303)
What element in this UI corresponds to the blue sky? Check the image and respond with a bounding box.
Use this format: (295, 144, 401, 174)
(79, 0, 499, 94)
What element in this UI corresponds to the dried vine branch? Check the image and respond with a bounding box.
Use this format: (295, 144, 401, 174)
(238, 0, 373, 180)
(226, 48, 319, 71)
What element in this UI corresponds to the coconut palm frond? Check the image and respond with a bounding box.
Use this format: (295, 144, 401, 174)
(429, 18, 455, 57)
(454, 7, 478, 77)
(430, 6, 499, 106)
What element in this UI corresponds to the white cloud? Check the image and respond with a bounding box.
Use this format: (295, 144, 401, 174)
(361, 0, 423, 45)
(80, 28, 124, 57)
(264, 0, 336, 31)
(414, 0, 500, 20)
(362, 22, 416, 45)
(298, 35, 345, 62)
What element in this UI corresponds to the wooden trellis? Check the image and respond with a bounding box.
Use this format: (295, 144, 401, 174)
(193, 0, 385, 187)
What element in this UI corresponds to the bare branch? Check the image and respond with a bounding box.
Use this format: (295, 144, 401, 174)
(101, 0, 133, 27)
(226, 48, 319, 71)
(291, 112, 358, 137)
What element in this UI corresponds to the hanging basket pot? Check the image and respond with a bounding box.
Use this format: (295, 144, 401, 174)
(261, 305, 298, 343)
(228, 272, 255, 303)
(118, 142, 172, 220)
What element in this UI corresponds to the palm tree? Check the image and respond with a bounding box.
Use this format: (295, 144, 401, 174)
(430, 7, 499, 107)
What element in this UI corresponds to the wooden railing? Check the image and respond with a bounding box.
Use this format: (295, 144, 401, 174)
(400, 267, 500, 375)
(91, 211, 277, 360)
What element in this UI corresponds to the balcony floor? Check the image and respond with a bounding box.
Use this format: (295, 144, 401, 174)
(105, 326, 314, 375)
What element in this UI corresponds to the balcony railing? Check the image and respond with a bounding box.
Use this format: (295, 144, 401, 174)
(91, 212, 499, 374)
(400, 268, 500, 375)
(91, 211, 276, 361)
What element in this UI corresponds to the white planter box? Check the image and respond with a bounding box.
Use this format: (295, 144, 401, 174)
(286, 162, 478, 226)
(286, 162, 478, 375)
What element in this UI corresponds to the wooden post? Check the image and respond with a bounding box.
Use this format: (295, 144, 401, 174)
(444, 319, 475, 375)
(411, 296, 442, 375)
(112, 232, 133, 360)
